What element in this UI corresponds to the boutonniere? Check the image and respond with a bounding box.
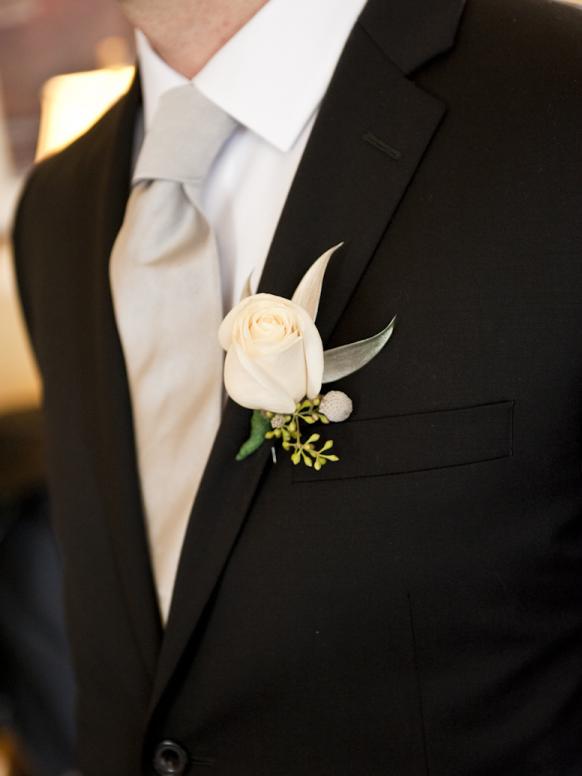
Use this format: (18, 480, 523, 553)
(218, 244, 396, 470)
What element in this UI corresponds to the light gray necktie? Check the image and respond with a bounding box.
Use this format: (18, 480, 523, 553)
(109, 84, 237, 622)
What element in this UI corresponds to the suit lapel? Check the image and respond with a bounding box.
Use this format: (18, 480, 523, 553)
(85, 76, 163, 678)
(149, 0, 466, 714)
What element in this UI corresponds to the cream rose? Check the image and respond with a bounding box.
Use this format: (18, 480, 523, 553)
(218, 293, 324, 415)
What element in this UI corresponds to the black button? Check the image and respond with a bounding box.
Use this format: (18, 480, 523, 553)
(153, 740, 189, 775)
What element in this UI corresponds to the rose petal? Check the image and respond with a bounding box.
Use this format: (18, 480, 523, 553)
(253, 337, 308, 405)
(291, 243, 343, 321)
(218, 293, 284, 350)
(295, 308, 324, 398)
(224, 344, 296, 414)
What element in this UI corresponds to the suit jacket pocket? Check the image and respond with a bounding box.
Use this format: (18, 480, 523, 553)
(293, 400, 514, 483)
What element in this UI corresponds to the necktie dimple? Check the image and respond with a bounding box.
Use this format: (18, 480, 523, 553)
(109, 84, 237, 623)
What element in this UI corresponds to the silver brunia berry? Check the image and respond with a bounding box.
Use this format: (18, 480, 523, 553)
(319, 391, 353, 423)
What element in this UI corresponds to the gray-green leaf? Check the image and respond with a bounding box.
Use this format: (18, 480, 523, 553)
(322, 315, 396, 384)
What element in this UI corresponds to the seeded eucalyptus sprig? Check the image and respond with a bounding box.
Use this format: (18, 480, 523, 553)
(264, 397, 339, 470)
(236, 396, 343, 469)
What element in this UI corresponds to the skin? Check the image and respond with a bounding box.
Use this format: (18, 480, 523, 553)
(119, 0, 271, 78)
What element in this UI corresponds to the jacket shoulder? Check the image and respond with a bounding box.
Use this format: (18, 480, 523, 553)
(428, 0, 582, 125)
(12, 80, 139, 340)
(15, 78, 138, 230)
(463, 0, 582, 72)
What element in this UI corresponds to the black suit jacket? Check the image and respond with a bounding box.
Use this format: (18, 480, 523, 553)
(12, 0, 582, 773)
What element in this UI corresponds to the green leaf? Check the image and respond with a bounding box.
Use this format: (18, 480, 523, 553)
(235, 411, 271, 461)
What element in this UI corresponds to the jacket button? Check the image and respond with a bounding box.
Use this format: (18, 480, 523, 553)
(153, 740, 189, 775)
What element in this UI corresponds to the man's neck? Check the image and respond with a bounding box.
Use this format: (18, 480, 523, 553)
(121, 0, 270, 78)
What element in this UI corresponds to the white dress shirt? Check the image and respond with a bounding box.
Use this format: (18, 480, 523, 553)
(121, 0, 367, 621)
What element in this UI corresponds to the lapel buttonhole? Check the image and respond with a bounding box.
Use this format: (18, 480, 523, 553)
(362, 131, 402, 160)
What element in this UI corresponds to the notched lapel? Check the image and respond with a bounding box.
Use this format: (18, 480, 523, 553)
(258, 25, 446, 346)
(150, 0, 465, 716)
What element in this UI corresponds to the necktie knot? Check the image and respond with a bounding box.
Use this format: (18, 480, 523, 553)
(133, 83, 237, 187)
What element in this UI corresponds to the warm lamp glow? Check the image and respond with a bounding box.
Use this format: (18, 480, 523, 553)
(36, 66, 135, 160)
(0, 239, 41, 412)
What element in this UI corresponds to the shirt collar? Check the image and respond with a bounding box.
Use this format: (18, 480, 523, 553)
(136, 0, 367, 153)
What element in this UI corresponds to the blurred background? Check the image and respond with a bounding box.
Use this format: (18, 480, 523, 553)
(1, 0, 582, 774)
(1, 0, 134, 413)
(1, 3, 134, 774)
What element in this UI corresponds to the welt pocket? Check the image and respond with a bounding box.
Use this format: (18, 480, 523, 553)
(292, 400, 514, 483)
